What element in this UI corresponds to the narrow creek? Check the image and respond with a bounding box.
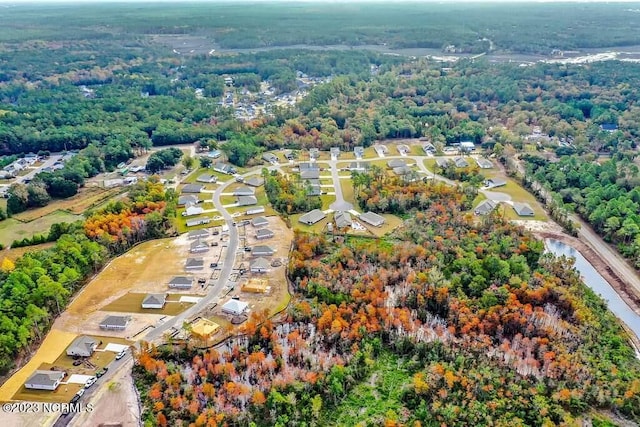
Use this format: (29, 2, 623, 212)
(545, 239, 640, 353)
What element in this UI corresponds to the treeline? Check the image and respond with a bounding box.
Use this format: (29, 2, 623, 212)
(0, 179, 172, 375)
(145, 148, 183, 173)
(264, 169, 322, 215)
(524, 154, 640, 268)
(134, 179, 640, 426)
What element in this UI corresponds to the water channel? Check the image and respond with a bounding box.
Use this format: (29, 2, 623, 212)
(544, 239, 640, 347)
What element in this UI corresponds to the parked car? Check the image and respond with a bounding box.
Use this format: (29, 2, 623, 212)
(75, 388, 85, 398)
(72, 359, 82, 366)
(211, 242, 218, 246)
(115, 350, 126, 360)
(96, 368, 108, 378)
(210, 262, 218, 268)
(84, 376, 97, 388)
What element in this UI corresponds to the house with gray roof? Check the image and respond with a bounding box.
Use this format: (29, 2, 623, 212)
(330, 147, 340, 159)
(182, 184, 204, 194)
(476, 159, 494, 169)
(454, 157, 469, 168)
(300, 169, 320, 180)
(251, 245, 276, 257)
(306, 184, 322, 196)
(25, 370, 65, 391)
(190, 239, 210, 253)
(250, 257, 271, 273)
(374, 144, 388, 156)
(222, 298, 248, 316)
(348, 162, 370, 172)
(299, 209, 326, 225)
(142, 293, 167, 309)
(188, 229, 209, 239)
(196, 174, 217, 183)
(66, 335, 98, 357)
(387, 159, 407, 168)
(513, 202, 535, 217)
(262, 153, 278, 163)
(251, 216, 269, 228)
(213, 162, 235, 174)
(422, 142, 436, 153)
(484, 177, 507, 188)
(99, 315, 131, 331)
(474, 199, 498, 215)
(178, 195, 199, 207)
(393, 166, 412, 176)
(435, 158, 451, 168)
(245, 177, 264, 187)
(299, 162, 319, 171)
(255, 228, 274, 240)
(334, 211, 352, 229)
(359, 211, 385, 227)
(186, 217, 211, 227)
(185, 257, 205, 270)
(182, 205, 204, 217)
(233, 186, 255, 196)
(397, 144, 410, 155)
(237, 195, 258, 206)
(309, 148, 319, 159)
(354, 146, 365, 159)
(169, 276, 194, 289)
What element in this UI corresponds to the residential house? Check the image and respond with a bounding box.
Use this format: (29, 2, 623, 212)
(237, 195, 258, 206)
(262, 153, 278, 163)
(246, 206, 266, 215)
(513, 202, 535, 217)
(207, 149, 222, 159)
(168, 276, 194, 289)
(397, 145, 410, 155)
(354, 146, 365, 159)
(189, 239, 209, 253)
(245, 177, 264, 187)
(300, 169, 320, 180)
(422, 142, 436, 154)
(178, 195, 199, 206)
(306, 184, 322, 196)
(299, 162, 318, 171)
(182, 206, 204, 217)
(142, 293, 167, 309)
(435, 158, 451, 168)
(233, 186, 255, 197)
(188, 229, 210, 239)
(222, 298, 249, 316)
(251, 245, 275, 257)
(250, 257, 271, 273)
(309, 148, 320, 160)
(182, 184, 204, 194)
(460, 141, 475, 152)
(251, 216, 269, 228)
(476, 159, 494, 169)
(213, 162, 235, 175)
(284, 150, 295, 161)
(299, 209, 326, 225)
(348, 162, 370, 172)
(255, 228, 274, 240)
(374, 144, 388, 156)
(359, 211, 385, 227)
(66, 336, 98, 357)
(185, 257, 205, 270)
(484, 177, 507, 188)
(474, 199, 498, 215)
(186, 217, 211, 227)
(99, 315, 131, 331)
(334, 211, 352, 229)
(387, 159, 407, 169)
(600, 123, 618, 132)
(196, 174, 217, 183)
(393, 166, 412, 176)
(25, 370, 65, 391)
(330, 147, 340, 159)
(453, 157, 469, 168)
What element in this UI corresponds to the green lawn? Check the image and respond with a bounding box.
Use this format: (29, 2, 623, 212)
(320, 194, 335, 210)
(340, 178, 357, 207)
(0, 210, 83, 247)
(320, 352, 411, 426)
(483, 178, 547, 221)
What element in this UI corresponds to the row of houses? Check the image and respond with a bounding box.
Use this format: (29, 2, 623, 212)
(298, 209, 386, 228)
(435, 157, 494, 169)
(474, 200, 535, 217)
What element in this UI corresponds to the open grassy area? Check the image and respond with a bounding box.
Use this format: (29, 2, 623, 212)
(12, 186, 124, 221)
(12, 381, 84, 404)
(1, 242, 56, 261)
(101, 292, 196, 315)
(339, 177, 357, 207)
(320, 351, 411, 426)
(0, 329, 77, 403)
(320, 194, 335, 210)
(0, 211, 83, 247)
(483, 178, 547, 221)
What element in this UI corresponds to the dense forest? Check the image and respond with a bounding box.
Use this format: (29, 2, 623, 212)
(0, 179, 173, 375)
(134, 178, 640, 426)
(3, 3, 640, 53)
(264, 169, 322, 215)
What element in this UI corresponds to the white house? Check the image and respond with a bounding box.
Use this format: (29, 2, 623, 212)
(142, 293, 167, 309)
(25, 370, 65, 391)
(222, 298, 249, 316)
(66, 336, 98, 357)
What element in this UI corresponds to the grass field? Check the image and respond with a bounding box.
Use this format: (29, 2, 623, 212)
(0, 329, 77, 403)
(362, 214, 404, 237)
(1, 242, 56, 261)
(12, 187, 124, 222)
(101, 292, 196, 315)
(483, 178, 547, 221)
(340, 177, 357, 207)
(0, 211, 83, 247)
(321, 352, 411, 425)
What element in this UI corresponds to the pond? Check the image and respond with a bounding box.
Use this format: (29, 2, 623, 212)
(545, 239, 640, 342)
